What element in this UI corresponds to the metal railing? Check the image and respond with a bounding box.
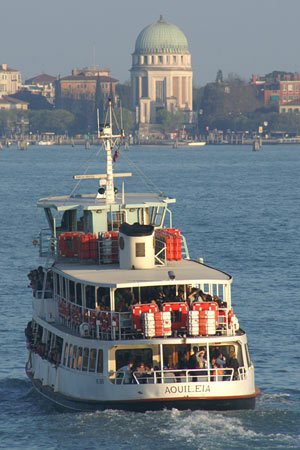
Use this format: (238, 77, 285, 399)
(55, 296, 240, 339)
(111, 367, 246, 385)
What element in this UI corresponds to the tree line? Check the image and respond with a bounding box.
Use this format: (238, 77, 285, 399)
(2, 72, 300, 137)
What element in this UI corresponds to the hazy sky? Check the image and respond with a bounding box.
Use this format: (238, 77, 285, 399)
(3, 0, 300, 86)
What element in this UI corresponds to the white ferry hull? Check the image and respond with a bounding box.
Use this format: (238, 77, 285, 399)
(26, 350, 260, 412)
(27, 371, 259, 412)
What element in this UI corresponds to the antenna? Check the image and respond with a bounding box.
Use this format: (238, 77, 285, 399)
(120, 100, 124, 130)
(93, 43, 96, 69)
(97, 108, 100, 138)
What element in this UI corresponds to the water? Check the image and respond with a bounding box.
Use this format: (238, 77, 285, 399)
(0, 143, 299, 449)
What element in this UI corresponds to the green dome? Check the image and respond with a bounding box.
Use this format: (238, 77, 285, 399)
(134, 16, 189, 54)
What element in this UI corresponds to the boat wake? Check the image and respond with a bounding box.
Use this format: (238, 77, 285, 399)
(159, 408, 300, 449)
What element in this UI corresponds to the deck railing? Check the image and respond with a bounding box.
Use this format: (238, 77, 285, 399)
(55, 296, 240, 339)
(40, 229, 190, 265)
(112, 366, 246, 385)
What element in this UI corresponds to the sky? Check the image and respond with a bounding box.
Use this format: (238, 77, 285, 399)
(3, 0, 300, 86)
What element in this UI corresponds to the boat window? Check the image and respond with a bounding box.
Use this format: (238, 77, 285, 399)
(150, 206, 164, 227)
(56, 274, 60, 298)
(139, 208, 150, 225)
(89, 348, 97, 372)
(107, 211, 124, 231)
(63, 278, 67, 300)
(84, 211, 92, 233)
(136, 242, 145, 257)
(85, 285, 95, 309)
(72, 345, 78, 369)
(59, 275, 63, 298)
(76, 283, 82, 306)
(67, 344, 73, 367)
(208, 343, 243, 366)
(82, 348, 89, 371)
(245, 344, 251, 367)
(96, 287, 110, 309)
(44, 207, 54, 232)
(97, 350, 103, 373)
(77, 347, 83, 370)
(63, 343, 68, 366)
(69, 280, 75, 302)
(115, 348, 153, 371)
(60, 210, 77, 231)
(163, 344, 189, 369)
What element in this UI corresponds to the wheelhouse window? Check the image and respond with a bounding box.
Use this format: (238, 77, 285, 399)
(107, 211, 125, 231)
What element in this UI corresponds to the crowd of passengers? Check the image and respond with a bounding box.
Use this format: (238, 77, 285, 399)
(25, 321, 62, 368)
(97, 285, 227, 313)
(117, 346, 240, 384)
(27, 267, 53, 298)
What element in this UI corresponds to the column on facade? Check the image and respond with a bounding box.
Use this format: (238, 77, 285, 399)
(178, 76, 182, 109)
(189, 75, 193, 111)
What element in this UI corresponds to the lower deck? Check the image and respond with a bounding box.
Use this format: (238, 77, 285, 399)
(26, 319, 259, 411)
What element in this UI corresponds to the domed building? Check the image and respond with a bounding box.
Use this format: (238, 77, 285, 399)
(130, 15, 193, 125)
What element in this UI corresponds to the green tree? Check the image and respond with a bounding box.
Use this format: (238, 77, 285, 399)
(114, 107, 134, 134)
(54, 78, 62, 109)
(29, 110, 75, 134)
(216, 69, 223, 84)
(156, 110, 184, 132)
(116, 82, 131, 109)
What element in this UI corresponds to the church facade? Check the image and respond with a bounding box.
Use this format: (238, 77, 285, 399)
(130, 16, 193, 125)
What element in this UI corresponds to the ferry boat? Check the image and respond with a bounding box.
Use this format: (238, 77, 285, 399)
(187, 141, 206, 147)
(25, 101, 260, 411)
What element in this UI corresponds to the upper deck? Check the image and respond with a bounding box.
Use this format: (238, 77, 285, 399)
(54, 258, 231, 288)
(38, 192, 176, 211)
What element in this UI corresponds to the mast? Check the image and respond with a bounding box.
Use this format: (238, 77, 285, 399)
(105, 102, 114, 203)
(74, 99, 128, 203)
(99, 99, 124, 204)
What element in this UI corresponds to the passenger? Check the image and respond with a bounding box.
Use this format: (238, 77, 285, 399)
(115, 289, 125, 311)
(37, 343, 45, 358)
(187, 288, 198, 306)
(117, 361, 133, 384)
(196, 350, 207, 369)
(54, 347, 61, 368)
(212, 363, 223, 382)
(227, 351, 239, 380)
(188, 346, 198, 369)
(164, 365, 177, 383)
(216, 352, 227, 368)
(122, 288, 134, 309)
(174, 287, 185, 302)
(24, 321, 33, 346)
(144, 364, 154, 383)
(135, 362, 147, 384)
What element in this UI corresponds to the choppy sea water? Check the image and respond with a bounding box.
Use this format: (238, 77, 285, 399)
(0, 143, 299, 450)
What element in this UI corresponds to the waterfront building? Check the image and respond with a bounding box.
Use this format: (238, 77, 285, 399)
(0, 95, 28, 110)
(24, 73, 56, 104)
(279, 98, 300, 114)
(130, 15, 193, 125)
(252, 73, 300, 105)
(57, 67, 117, 104)
(0, 64, 22, 98)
